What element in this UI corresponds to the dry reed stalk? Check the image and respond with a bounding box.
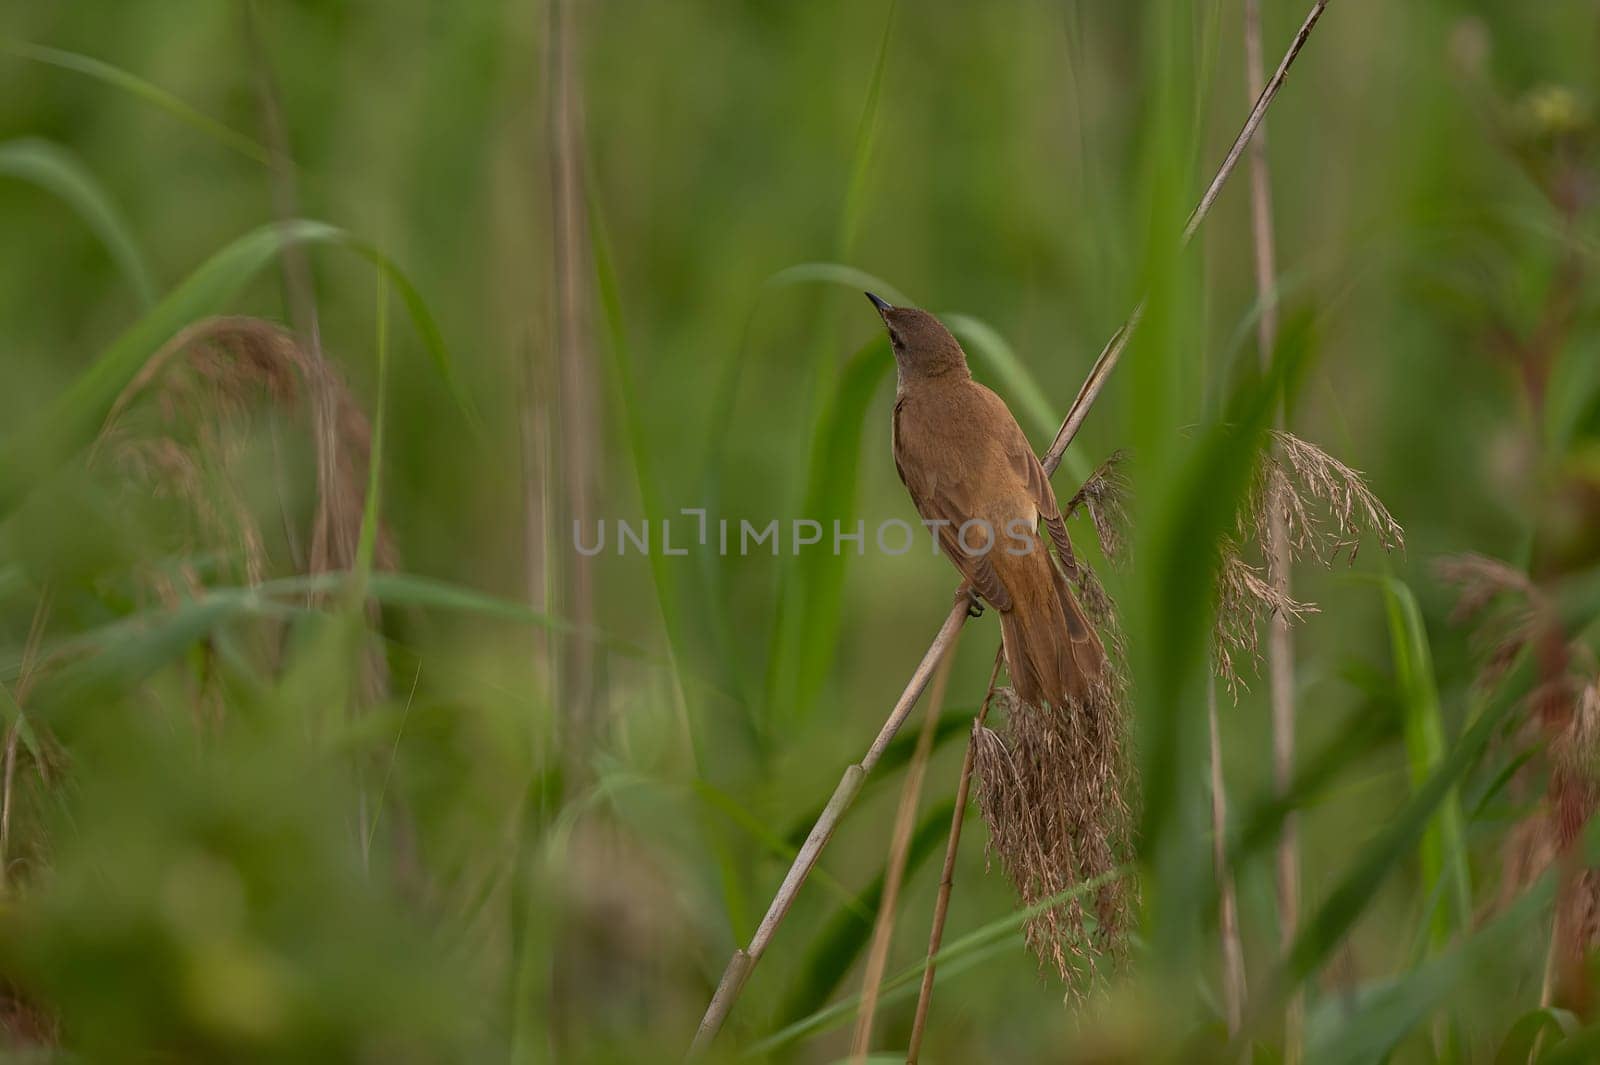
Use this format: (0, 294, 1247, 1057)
(689, 600, 971, 1055)
(0, 593, 52, 897)
(905, 650, 1005, 1065)
(1042, 0, 1331, 477)
(968, 616, 1133, 986)
(547, 0, 601, 775)
(1241, 0, 1299, 1048)
(0, 315, 380, 899)
(243, 2, 348, 585)
(1208, 677, 1247, 1034)
(98, 317, 393, 587)
(520, 341, 557, 699)
(1442, 558, 1600, 1012)
(686, 5, 1336, 1052)
(849, 631, 962, 1062)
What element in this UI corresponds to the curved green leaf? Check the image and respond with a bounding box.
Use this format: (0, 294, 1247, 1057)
(0, 219, 476, 516)
(1302, 880, 1551, 1065)
(763, 337, 893, 730)
(1374, 575, 1472, 954)
(697, 262, 908, 723)
(1496, 1006, 1576, 1065)
(0, 137, 156, 305)
(1, 39, 271, 164)
(1272, 650, 1536, 1008)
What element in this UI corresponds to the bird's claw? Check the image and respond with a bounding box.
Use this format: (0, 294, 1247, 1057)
(964, 588, 985, 619)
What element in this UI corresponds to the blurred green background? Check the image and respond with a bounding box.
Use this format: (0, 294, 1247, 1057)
(1, 0, 1599, 1061)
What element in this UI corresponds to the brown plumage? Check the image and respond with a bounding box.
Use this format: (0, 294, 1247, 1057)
(868, 293, 1104, 707)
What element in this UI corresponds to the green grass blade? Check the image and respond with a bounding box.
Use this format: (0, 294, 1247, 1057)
(0, 137, 157, 305)
(1136, 312, 1313, 975)
(350, 268, 390, 603)
(761, 0, 897, 730)
(0, 682, 45, 772)
(0, 219, 474, 516)
(1, 39, 271, 164)
(765, 337, 893, 731)
(29, 571, 658, 715)
(1375, 575, 1472, 951)
(1303, 877, 1551, 1065)
(835, 0, 895, 257)
(1272, 650, 1535, 1002)
(585, 187, 689, 667)
(762, 264, 910, 306)
(1494, 1006, 1578, 1065)
(695, 264, 910, 715)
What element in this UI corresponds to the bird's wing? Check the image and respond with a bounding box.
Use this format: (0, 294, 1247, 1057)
(967, 385, 1082, 578)
(1010, 439, 1082, 576)
(893, 394, 1013, 610)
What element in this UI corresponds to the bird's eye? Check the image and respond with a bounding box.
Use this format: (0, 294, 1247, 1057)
(888, 330, 901, 346)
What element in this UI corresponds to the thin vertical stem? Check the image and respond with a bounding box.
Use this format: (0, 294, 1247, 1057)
(547, 0, 600, 775)
(1, 592, 51, 897)
(1044, 0, 1332, 476)
(850, 631, 962, 1061)
(1208, 677, 1247, 1034)
(905, 648, 1005, 1065)
(520, 338, 556, 700)
(242, 1, 343, 578)
(1244, 0, 1301, 1058)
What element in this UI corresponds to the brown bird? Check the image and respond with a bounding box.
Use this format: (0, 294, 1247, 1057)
(868, 292, 1104, 707)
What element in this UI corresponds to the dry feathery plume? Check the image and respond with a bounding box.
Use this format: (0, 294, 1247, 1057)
(96, 316, 395, 589)
(971, 679, 1133, 990)
(1253, 430, 1406, 567)
(1065, 450, 1132, 566)
(1553, 678, 1600, 779)
(1436, 553, 1547, 690)
(1214, 431, 1402, 694)
(1488, 676, 1600, 950)
(1070, 561, 1128, 680)
(1213, 545, 1316, 696)
(92, 317, 395, 711)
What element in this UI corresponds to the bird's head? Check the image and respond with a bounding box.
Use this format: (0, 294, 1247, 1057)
(865, 293, 970, 382)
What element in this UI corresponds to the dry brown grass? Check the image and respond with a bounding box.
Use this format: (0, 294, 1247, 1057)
(1436, 553, 1548, 690)
(971, 676, 1132, 988)
(97, 315, 393, 592)
(1214, 431, 1403, 694)
(1066, 450, 1132, 565)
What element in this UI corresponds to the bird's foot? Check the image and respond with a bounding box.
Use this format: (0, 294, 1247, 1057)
(961, 587, 985, 619)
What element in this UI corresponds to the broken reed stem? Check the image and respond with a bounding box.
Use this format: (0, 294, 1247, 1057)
(1244, 0, 1304, 1058)
(850, 631, 963, 1062)
(1043, 0, 1331, 476)
(905, 649, 1005, 1065)
(1208, 677, 1247, 1034)
(686, 4, 1335, 1052)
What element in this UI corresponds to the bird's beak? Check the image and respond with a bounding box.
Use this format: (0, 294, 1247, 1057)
(864, 291, 894, 317)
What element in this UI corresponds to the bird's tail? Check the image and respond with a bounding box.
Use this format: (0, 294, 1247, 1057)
(996, 545, 1105, 708)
